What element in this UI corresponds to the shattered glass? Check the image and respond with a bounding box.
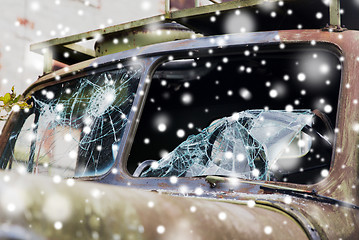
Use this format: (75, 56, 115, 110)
(141, 110, 314, 180)
(8, 64, 142, 177)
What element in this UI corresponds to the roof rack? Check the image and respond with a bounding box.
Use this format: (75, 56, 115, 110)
(30, 0, 342, 74)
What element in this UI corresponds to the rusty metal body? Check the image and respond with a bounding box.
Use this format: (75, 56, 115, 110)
(0, 0, 358, 239)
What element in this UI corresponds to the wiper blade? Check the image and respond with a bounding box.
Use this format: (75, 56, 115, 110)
(205, 175, 312, 194)
(205, 175, 359, 210)
(260, 185, 359, 210)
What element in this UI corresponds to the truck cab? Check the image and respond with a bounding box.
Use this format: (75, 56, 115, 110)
(0, 0, 358, 239)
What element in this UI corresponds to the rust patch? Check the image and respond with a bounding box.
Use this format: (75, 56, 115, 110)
(158, 182, 170, 188)
(16, 17, 35, 29)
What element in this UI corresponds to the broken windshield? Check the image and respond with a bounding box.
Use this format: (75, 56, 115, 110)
(129, 45, 340, 184)
(140, 110, 314, 180)
(2, 63, 142, 177)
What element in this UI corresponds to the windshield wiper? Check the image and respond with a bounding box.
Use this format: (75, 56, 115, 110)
(205, 175, 359, 210)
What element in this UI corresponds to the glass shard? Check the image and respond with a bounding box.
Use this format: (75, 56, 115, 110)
(141, 109, 313, 180)
(10, 65, 142, 177)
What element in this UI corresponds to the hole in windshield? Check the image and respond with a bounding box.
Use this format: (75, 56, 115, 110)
(129, 44, 340, 184)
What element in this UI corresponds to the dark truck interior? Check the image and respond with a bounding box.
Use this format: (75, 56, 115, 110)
(128, 44, 340, 184)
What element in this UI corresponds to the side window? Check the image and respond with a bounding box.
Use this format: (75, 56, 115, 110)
(128, 45, 340, 184)
(5, 64, 142, 178)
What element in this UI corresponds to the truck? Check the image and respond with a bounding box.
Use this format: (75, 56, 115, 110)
(0, 0, 358, 239)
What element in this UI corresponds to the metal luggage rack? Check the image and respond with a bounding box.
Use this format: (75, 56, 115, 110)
(30, 0, 342, 74)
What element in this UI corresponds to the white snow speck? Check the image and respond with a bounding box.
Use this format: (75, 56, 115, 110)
(69, 150, 77, 159)
(170, 176, 178, 184)
(7, 203, 16, 212)
(176, 129, 185, 138)
(269, 89, 278, 98)
(148, 201, 154, 208)
(53, 175, 61, 184)
(46, 91, 54, 99)
(285, 105, 293, 112)
(284, 196, 292, 204)
(158, 123, 167, 132)
(141, 1, 151, 11)
(83, 126, 91, 134)
(66, 179, 75, 187)
(352, 123, 359, 132)
(321, 169, 329, 177)
(236, 154, 245, 162)
(195, 188, 204, 196)
(297, 73, 306, 82)
(151, 161, 159, 169)
(12, 105, 20, 112)
(324, 105, 332, 113)
(190, 206, 197, 212)
(218, 212, 227, 221)
(181, 93, 193, 105)
(252, 168, 260, 177)
(316, 12, 323, 19)
(239, 88, 252, 100)
(247, 200, 256, 208)
(54, 221, 63, 230)
(320, 64, 329, 74)
(56, 104, 64, 112)
(64, 133, 72, 142)
(264, 226, 272, 235)
(157, 225, 165, 234)
(225, 151, 233, 159)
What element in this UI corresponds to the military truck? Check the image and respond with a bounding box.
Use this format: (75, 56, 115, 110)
(0, 0, 358, 239)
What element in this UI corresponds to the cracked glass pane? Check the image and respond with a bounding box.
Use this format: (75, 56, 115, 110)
(7, 64, 142, 177)
(130, 46, 339, 184)
(141, 110, 314, 180)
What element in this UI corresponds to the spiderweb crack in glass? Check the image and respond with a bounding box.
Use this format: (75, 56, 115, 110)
(11, 65, 142, 177)
(141, 110, 313, 180)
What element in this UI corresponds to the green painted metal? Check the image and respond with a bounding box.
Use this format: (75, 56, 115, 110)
(43, 48, 53, 74)
(330, 0, 341, 26)
(31, 0, 288, 73)
(30, 15, 166, 66)
(94, 26, 202, 57)
(31, 0, 343, 73)
(169, 0, 285, 19)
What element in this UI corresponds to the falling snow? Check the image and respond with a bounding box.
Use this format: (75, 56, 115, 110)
(7, 65, 141, 177)
(141, 110, 314, 180)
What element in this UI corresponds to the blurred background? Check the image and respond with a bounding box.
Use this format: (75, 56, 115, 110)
(0, 0, 220, 95)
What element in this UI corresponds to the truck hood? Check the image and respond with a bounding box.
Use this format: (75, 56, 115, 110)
(0, 171, 310, 239)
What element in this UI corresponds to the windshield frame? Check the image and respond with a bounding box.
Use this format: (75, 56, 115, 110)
(112, 31, 345, 192)
(0, 57, 160, 181)
(123, 44, 342, 181)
